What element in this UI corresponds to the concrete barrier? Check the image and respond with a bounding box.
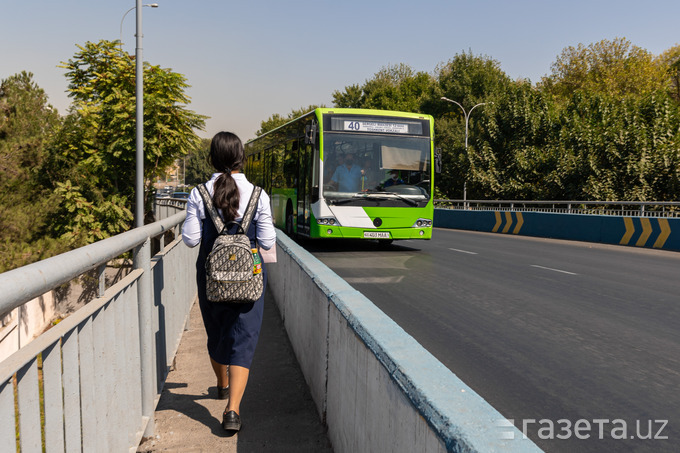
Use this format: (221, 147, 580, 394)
(267, 230, 542, 453)
(434, 209, 680, 251)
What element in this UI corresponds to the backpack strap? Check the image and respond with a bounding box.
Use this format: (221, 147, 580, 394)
(197, 184, 261, 234)
(240, 186, 262, 233)
(197, 184, 226, 233)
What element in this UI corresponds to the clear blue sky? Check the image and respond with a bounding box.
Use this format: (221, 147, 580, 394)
(2, 0, 678, 142)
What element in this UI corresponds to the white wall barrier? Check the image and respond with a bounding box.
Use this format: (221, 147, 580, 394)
(268, 230, 542, 453)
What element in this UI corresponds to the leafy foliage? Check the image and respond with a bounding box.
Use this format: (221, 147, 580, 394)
(43, 40, 207, 237)
(0, 42, 207, 271)
(51, 181, 133, 246)
(185, 138, 213, 186)
(324, 44, 680, 202)
(428, 53, 512, 198)
(0, 72, 65, 272)
(657, 44, 680, 103)
(5, 37, 680, 273)
(333, 63, 433, 112)
(540, 38, 668, 99)
(256, 105, 324, 136)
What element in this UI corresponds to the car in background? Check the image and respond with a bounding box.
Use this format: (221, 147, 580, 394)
(155, 187, 173, 198)
(171, 192, 190, 199)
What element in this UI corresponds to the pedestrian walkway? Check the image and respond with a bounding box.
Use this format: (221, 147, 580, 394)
(137, 293, 333, 452)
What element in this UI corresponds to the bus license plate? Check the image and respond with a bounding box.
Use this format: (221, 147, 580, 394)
(364, 231, 390, 239)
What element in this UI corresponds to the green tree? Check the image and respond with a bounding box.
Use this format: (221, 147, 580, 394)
(185, 138, 213, 186)
(332, 84, 363, 108)
(256, 105, 324, 136)
(430, 51, 510, 114)
(430, 52, 511, 198)
(332, 63, 433, 112)
(556, 91, 680, 201)
(471, 81, 561, 199)
(0, 72, 66, 272)
(540, 37, 667, 99)
(657, 44, 680, 103)
(43, 39, 207, 244)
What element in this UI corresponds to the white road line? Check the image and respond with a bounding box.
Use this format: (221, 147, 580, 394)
(345, 276, 405, 284)
(449, 248, 478, 255)
(531, 265, 578, 275)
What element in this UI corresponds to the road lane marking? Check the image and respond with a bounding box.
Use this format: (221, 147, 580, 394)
(449, 248, 478, 255)
(530, 265, 578, 275)
(345, 276, 404, 284)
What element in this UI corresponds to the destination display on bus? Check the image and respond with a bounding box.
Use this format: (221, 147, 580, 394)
(330, 116, 424, 136)
(343, 120, 409, 134)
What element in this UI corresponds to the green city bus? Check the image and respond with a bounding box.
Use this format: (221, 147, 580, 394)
(244, 108, 440, 242)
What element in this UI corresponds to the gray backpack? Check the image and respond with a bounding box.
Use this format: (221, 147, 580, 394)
(197, 184, 263, 303)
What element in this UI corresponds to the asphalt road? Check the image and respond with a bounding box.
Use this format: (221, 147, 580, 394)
(305, 229, 680, 453)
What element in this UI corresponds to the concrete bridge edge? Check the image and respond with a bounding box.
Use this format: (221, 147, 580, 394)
(266, 230, 542, 453)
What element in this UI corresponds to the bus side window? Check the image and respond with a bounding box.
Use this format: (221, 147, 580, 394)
(246, 154, 253, 176)
(284, 141, 298, 187)
(272, 145, 285, 189)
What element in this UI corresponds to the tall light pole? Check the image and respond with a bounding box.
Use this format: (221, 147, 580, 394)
(440, 96, 492, 204)
(120, 3, 158, 51)
(123, 2, 158, 228)
(122, 1, 159, 442)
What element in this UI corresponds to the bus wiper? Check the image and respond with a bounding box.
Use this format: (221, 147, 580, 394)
(328, 197, 358, 205)
(360, 190, 419, 206)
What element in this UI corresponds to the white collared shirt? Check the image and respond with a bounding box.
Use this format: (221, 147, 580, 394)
(182, 173, 276, 250)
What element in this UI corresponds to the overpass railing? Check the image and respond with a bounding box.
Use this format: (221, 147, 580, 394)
(154, 197, 188, 221)
(435, 199, 680, 217)
(0, 205, 196, 452)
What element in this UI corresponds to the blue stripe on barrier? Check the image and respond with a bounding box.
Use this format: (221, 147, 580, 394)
(434, 209, 680, 252)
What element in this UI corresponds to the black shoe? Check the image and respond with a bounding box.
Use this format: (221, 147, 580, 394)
(222, 410, 241, 431)
(217, 386, 229, 400)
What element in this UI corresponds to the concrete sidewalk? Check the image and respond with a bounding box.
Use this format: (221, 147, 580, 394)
(137, 292, 332, 452)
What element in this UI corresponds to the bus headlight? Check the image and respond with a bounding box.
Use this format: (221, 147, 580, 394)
(317, 217, 340, 226)
(412, 218, 432, 228)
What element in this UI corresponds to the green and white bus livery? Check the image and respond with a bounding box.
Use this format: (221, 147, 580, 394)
(244, 108, 440, 242)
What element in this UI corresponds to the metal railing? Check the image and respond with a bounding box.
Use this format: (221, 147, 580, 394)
(435, 199, 680, 217)
(0, 204, 196, 452)
(154, 197, 188, 222)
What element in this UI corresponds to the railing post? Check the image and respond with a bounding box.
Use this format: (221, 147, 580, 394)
(98, 264, 106, 298)
(134, 237, 155, 437)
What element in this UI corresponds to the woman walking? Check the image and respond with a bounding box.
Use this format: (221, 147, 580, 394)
(182, 131, 276, 432)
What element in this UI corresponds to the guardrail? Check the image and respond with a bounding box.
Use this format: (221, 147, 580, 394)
(154, 197, 188, 221)
(435, 199, 680, 217)
(269, 230, 542, 452)
(0, 212, 198, 452)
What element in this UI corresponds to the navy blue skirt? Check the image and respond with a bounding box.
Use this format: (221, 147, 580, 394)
(196, 215, 266, 369)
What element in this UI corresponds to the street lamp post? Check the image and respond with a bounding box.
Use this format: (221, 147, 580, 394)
(120, 3, 158, 51)
(121, 1, 159, 441)
(440, 96, 492, 206)
(120, 2, 158, 227)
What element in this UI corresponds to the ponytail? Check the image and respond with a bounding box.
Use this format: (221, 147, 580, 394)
(209, 132, 244, 222)
(213, 172, 240, 222)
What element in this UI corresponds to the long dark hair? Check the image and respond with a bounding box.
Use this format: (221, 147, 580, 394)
(209, 131, 244, 222)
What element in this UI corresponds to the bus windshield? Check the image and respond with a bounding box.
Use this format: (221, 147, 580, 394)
(322, 133, 431, 207)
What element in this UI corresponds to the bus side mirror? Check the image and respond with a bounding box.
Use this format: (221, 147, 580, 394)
(434, 148, 442, 174)
(305, 122, 318, 145)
